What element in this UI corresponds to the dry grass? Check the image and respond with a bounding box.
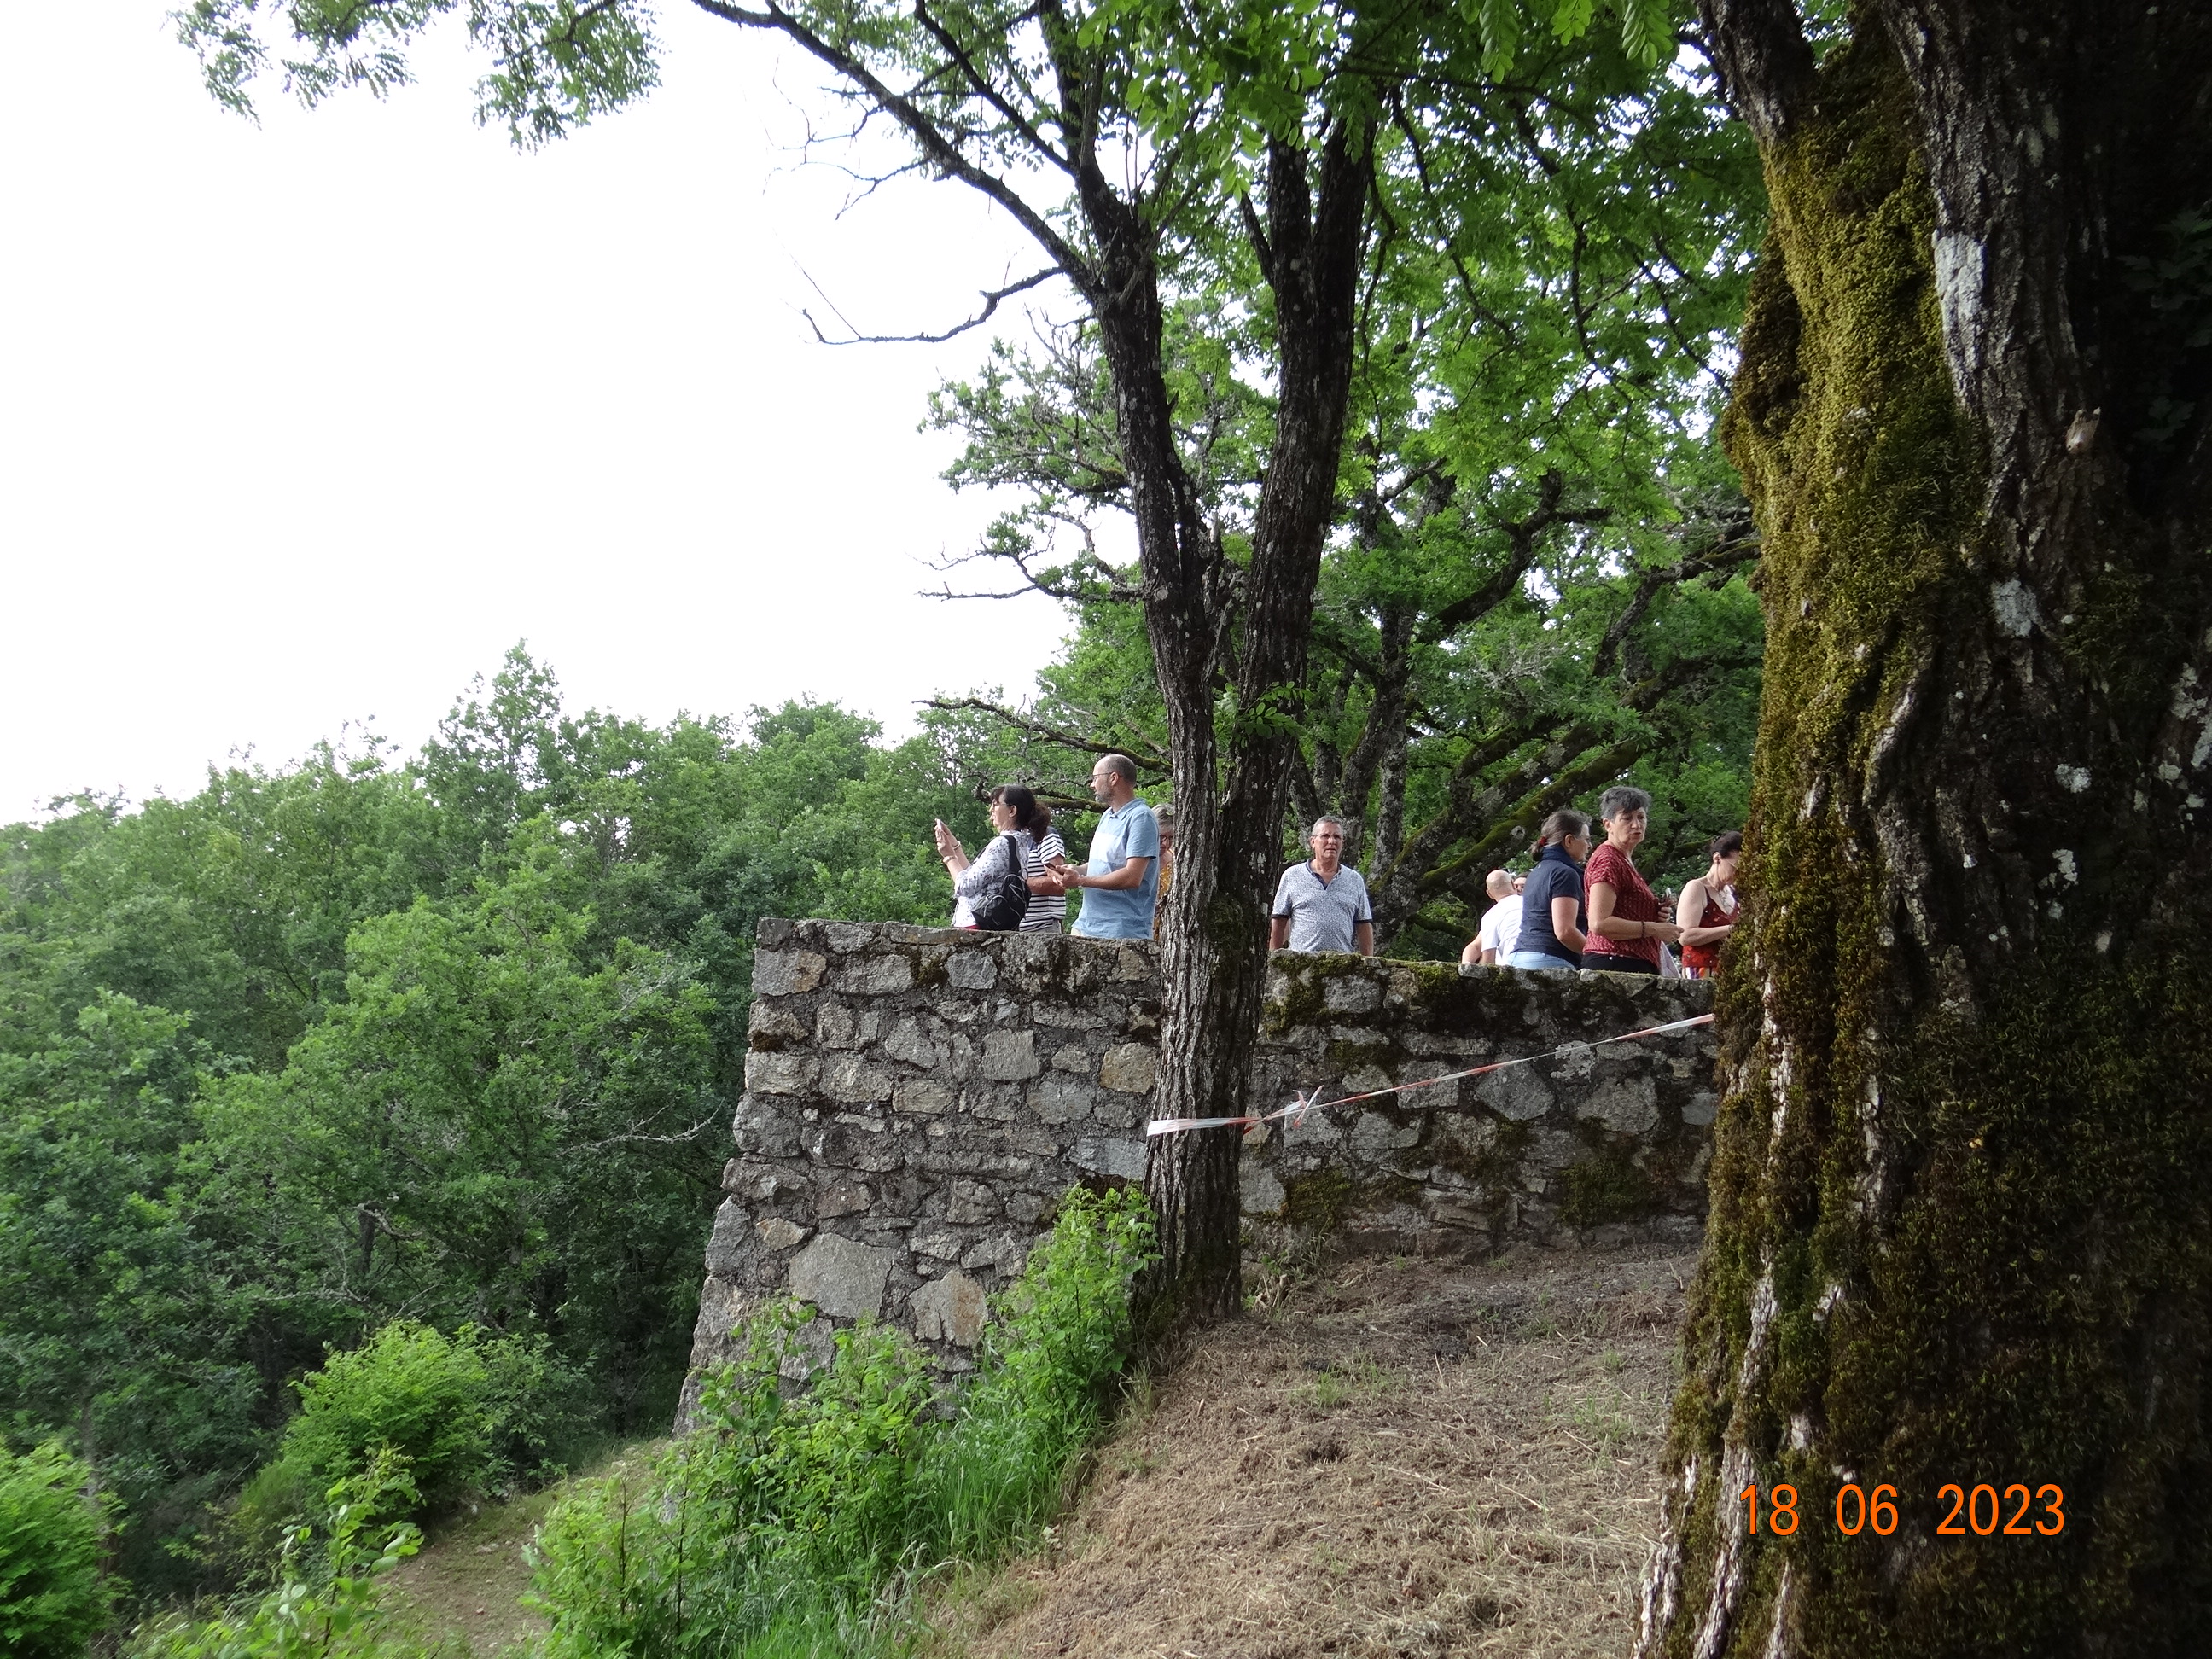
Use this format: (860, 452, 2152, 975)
(940, 1243, 1695, 1659)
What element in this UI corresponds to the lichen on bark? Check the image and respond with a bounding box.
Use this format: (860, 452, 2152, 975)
(1643, 3, 2212, 1651)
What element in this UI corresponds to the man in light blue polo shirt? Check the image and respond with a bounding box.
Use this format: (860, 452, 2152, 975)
(1065, 753, 1161, 939)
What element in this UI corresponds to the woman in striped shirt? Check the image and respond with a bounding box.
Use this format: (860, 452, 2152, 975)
(934, 783, 1068, 932)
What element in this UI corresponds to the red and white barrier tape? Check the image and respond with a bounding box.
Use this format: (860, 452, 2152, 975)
(1143, 1012, 1716, 1138)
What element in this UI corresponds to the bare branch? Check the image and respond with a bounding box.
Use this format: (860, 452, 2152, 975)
(687, 0, 1104, 300)
(803, 265, 1062, 345)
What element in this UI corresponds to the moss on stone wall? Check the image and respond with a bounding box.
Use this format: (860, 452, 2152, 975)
(1557, 1126, 1662, 1230)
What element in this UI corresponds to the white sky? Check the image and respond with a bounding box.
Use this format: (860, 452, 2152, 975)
(0, 2, 1082, 821)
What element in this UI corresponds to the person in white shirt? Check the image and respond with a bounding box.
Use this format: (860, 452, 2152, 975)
(1463, 869, 1525, 966)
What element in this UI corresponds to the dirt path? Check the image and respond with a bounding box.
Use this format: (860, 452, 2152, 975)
(956, 1245, 1694, 1659)
(380, 1443, 664, 1655)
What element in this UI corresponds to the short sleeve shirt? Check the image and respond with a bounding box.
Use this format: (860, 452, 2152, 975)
(1020, 830, 1068, 932)
(1476, 894, 1524, 958)
(1271, 861, 1373, 953)
(1514, 845, 1586, 961)
(1073, 800, 1161, 939)
(1582, 841, 1662, 967)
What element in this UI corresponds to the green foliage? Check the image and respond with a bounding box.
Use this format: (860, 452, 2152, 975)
(133, 1450, 445, 1659)
(526, 1187, 1156, 1657)
(272, 1323, 581, 1520)
(0, 1441, 116, 1659)
(915, 1187, 1154, 1558)
(0, 647, 1006, 1598)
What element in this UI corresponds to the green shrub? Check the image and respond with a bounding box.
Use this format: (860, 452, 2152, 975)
(272, 1322, 583, 1522)
(132, 1450, 450, 1659)
(0, 1441, 116, 1659)
(525, 1186, 1155, 1659)
(917, 1185, 1155, 1562)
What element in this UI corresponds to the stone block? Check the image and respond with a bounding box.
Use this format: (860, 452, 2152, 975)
(817, 1180, 873, 1219)
(1474, 1065, 1555, 1122)
(894, 1078, 955, 1116)
(1003, 1189, 1049, 1225)
(1343, 1064, 1393, 1097)
(913, 1227, 964, 1260)
(911, 1269, 989, 1347)
(1575, 1074, 1658, 1135)
(945, 1178, 1003, 1224)
(704, 1199, 752, 1274)
(684, 1274, 760, 1393)
(1681, 1091, 1720, 1126)
(752, 950, 827, 997)
(1090, 1092, 1145, 1129)
(823, 922, 876, 954)
(851, 1137, 905, 1173)
(778, 1317, 839, 1382)
(1099, 1043, 1158, 1094)
(963, 1232, 1029, 1275)
(947, 950, 998, 989)
(807, 1123, 864, 1167)
(756, 1216, 809, 1249)
(1324, 975, 1384, 1014)
(1051, 1045, 1094, 1075)
(787, 1232, 894, 1319)
(749, 1000, 808, 1043)
(746, 1051, 819, 1096)
(732, 1095, 803, 1159)
(1531, 1128, 1581, 1172)
(1069, 1136, 1146, 1182)
(980, 1029, 1040, 1080)
(824, 1054, 895, 1104)
(1033, 1005, 1105, 1029)
(964, 1084, 1020, 1121)
(817, 1001, 881, 1050)
(1350, 1111, 1421, 1158)
(882, 1016, 944, 1070)
(835, 953, 914, 995)
(1028, 1075, 1099, 1126)
(1427, 1193, 1490, 1231)
(1241, 1161, 1286, 1215)
(1113, 946, 1154, 981)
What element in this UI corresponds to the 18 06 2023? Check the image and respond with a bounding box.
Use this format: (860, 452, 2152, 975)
(1737, 1481, 2064, 1537)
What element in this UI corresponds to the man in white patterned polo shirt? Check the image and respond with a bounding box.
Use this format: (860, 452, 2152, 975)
(1267, 816, 1374, 956)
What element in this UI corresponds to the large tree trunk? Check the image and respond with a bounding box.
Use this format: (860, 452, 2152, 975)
(1109, 125, 1372, 1334)
(1640, 3, 2212, 1652)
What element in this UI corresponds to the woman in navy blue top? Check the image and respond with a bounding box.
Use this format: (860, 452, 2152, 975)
(1509, 809, 1592, 969)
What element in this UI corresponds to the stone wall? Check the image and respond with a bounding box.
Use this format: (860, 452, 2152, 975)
(680, 917, 1715, 1419)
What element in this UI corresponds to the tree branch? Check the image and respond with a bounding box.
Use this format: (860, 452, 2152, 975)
(802, 265, 1061, 345)
(1592, 530, 1761, 678)
(919, 696, 1167, 774)
(910, 0, 1073, 174)
(687, 0, 1104, 300)
(1694, 0, 1816, 148)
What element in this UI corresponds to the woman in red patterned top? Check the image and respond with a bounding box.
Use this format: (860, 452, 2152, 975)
(1581, 786, 1681, 975)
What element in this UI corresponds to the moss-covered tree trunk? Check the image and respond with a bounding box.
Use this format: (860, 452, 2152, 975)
(1639, 2, 2212, 1652)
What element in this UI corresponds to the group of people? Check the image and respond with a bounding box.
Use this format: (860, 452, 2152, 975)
(932, 753, 1170, 941)
(1462, 787, 1740, 978)
(930, 766, 1738, 980)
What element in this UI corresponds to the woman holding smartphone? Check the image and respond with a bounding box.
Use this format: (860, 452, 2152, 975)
(933, 784, 1068, 932)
